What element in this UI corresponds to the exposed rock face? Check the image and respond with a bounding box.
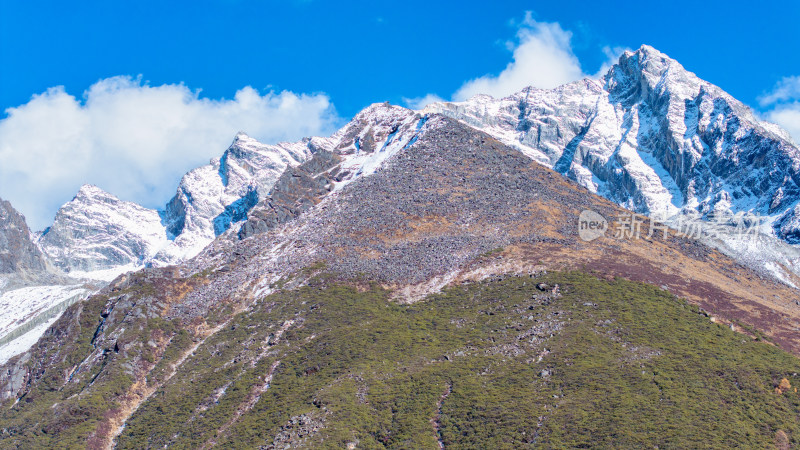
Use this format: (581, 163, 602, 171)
(188, 115, 800, 337)
(0, 198, 92, 366)
(238, 150, 342, 239)
(236, 103, 429, 238)
(27, 46, 800, 283)
(4, 45, 800, 448)
(35, 134, 314, 279)
(0, 198, 48, 275)
(6, 44, 800, 371)
(425, 45, 800, 242)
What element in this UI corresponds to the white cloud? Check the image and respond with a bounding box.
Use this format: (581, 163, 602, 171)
(760, 76, 800, 145)
(758, 76, 800, 107)
(402, 94, 445, 110)
(453, 13, 584, 101)
(764, 105, 800, 145)
(0, 76, 340, 230)
(592, 45, 630, 80)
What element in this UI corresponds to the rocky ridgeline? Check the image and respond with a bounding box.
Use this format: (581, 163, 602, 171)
(175, 115, 614, 320)
(29, 46, 800, 285)
(4, 45, 800, 378)
(425, 45, 800, 243)
(37, 185, 167, 275)
(0, 198, 49, 278)
(32, 133, 313, 280)
(238, 149, 342, 239)
(33, 103, 425, 279)
(155, 132, 313, 265)
(22, 45, 800, 284)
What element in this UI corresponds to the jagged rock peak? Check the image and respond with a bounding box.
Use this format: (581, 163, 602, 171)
(423, 44, 800, 249)
(0, 198, 49, 274)
(227, 132, 267, 154)
(73, 184, 113, 200)
(37, 185, 167, 277)
(622, 44, 674, 66)
(327, 102, 420, 155)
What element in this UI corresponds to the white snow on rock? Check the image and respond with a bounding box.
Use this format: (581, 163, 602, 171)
(0, 284, 90, 364)
(424, 45, 800, 236)
(34, 133, 312, 279)
(16, 45, 800, 296)
(325, 103, 429, 191)
(424, 45, 800, 283)
(154, 132, 311, 265)
(37, 185, 169, 276)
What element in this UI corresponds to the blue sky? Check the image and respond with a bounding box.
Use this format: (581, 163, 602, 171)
(2, 0, 800, 116)
(1, 0, 800, 229)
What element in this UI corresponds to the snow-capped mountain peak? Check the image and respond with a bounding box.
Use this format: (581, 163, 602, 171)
(74, 183, 107, 199)
(37, 184, 168, 279)
(424, 45, 800, 240)
(154, 132, 313, 264)
(35, 132, 316, 278)
(22, 45, 800, 285)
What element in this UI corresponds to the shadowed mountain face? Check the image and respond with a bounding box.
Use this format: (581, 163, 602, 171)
(2, 112, 799, 448)
(0, 198, 48, 276)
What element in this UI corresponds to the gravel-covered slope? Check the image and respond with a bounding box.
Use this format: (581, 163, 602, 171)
(29, 45, 800, 285)
(189, 114, 800, 346)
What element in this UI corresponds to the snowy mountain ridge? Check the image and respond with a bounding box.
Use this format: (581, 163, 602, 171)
(27, 45, 800, 283)
(37, 184, 169, 280)
(33, 132, 313, 281)
(424, 45, 800, 241)
(0, 131, 318, 362)
(154, 132, 312, 265)
(4, 44, 800, 365)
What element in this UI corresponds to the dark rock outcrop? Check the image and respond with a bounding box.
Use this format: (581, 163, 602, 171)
(238, 150, 343, 239)
(0, 198, 48, 275)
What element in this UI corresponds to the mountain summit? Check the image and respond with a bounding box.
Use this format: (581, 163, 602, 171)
(29, 46, 800, 284)
(3, 45, 800, 364)
(426, 45, 800, 241)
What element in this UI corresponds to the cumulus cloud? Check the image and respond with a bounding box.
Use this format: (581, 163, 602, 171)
(765, 106, 800, 145)
(759, 76, 800, 145)
(453, 13, 584, 101)
(408, 14, 626, 106)
(592, 45, 630, 79)
(759, 76, 800, 107)
(0, 76, 340, 230)
(402, 94, 445, 110)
